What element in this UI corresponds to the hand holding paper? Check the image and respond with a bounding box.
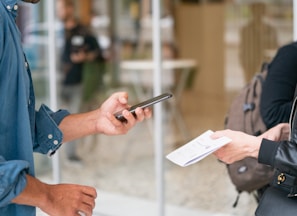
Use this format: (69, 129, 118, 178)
(166, 130, 232, 167)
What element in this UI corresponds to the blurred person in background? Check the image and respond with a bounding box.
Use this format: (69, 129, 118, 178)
(239, 2, 278, 83)
(0, 0, 151, 215)
(57, 0, 106, 162)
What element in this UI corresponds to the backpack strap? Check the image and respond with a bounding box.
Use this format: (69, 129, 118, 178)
(232, 192, 241, 207)
(260, 62, 269, 73)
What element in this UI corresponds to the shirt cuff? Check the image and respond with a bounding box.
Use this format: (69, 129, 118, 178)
(258, 138, 281, 167)
(50, 109, 70, 125)
(34, 105, 69, 155)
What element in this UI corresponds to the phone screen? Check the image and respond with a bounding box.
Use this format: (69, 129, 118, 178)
(114, 93, 173, 122)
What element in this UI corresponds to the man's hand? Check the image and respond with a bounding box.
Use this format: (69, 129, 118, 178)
(94, 92, 152, 135)
(21, 0, 40, 3)
(40, 183, 97, 216)
(70, 51, 88, 63)
(59, 92, 152, 142)
(12, 175, 97, 216)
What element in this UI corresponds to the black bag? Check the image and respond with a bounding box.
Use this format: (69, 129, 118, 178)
(255, 180, 297, 216)
(224, 63, 275, 205)
(256, 90, 297, 215)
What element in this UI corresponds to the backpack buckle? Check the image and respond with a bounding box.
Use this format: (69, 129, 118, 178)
(243, 103, 255, 112)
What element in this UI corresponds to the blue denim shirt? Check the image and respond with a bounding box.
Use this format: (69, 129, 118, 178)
(0, 0, 69, 215)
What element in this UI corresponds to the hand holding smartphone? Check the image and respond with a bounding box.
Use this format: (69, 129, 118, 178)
(114, 93, 173, 123)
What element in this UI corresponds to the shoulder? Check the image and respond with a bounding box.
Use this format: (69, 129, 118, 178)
(290, 41, 297, 49)
(278, 42, 297, 54)
(267, 42, 297, 82)
(270, 42, 297, 66)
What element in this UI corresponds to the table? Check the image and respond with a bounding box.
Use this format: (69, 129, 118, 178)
(120, 59, 197, 141)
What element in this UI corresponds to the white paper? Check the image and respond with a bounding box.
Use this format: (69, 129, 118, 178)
(166, 130, 232, 167)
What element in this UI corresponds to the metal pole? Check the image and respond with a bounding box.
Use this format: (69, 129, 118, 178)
(46, 0, 61, 183)
(109, 0, 121, 86)
(293, 0, 297, 41)
(152, 0, 164, 215)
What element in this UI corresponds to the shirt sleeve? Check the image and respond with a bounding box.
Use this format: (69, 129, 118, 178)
(0, 156, 29, 207)
(33, 104, 70, 156)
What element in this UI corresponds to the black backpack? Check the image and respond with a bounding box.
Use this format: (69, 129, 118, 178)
(224, 62, 274, 206)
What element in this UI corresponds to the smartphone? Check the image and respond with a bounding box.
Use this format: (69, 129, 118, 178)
(114, 93, 173, 123)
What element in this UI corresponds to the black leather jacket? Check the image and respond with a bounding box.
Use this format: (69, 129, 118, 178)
(259, 97, 297, 195)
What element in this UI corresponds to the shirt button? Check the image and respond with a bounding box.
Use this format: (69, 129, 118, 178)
(13, 5, 18, 10)
(53, 140, 59, 145)
(48, 134, 53, 139)
(25, 62, 28, 68)
(6, 5, 11, 10)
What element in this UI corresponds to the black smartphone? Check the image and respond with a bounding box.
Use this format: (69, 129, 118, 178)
(114, 93, 173, 123)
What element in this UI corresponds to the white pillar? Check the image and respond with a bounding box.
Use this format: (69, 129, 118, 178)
(152, 0, 165, 215)
(46, 0, 61, 183)
(294, 0, 297, 41)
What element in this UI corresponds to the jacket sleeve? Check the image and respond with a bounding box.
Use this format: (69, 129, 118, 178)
(259, 139, 297, 176)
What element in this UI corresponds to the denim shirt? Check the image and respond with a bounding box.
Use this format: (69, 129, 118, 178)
(0, 0, 69, 215)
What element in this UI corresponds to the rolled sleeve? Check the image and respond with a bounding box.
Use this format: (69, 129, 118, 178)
(0, 156, 29, 207)
(34, 104, 70, 156)
(49, 108, 70, 126)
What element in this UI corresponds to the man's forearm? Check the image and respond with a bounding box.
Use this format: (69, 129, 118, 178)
(59, 110, 99, 143)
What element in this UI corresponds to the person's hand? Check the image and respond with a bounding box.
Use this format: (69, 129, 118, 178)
(58, 92, 152, 142)
(211, 129, 261, 164)
(258, 123, 290, 141)
(71, 50, 99, 63)
(40, 183, 97, 216)
(71, 51, 87, 63)
(12, 175, 97, 216)
(21, 0, 40, 3)
(95, 92, 152, 135)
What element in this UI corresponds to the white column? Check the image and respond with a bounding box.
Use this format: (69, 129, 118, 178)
(46, 0, 61, 183)
(152, 0, 165, 216)
(293, 0, 297, 41)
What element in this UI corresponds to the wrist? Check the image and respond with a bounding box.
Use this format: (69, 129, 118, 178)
(88, 109, 103, 134)
(248, 136, 261, 158)
(12, 175, 49, 209)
